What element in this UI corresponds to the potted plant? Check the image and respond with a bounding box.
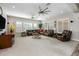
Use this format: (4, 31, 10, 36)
(38, 23, 43, 34)
(38, 23, 43, 29)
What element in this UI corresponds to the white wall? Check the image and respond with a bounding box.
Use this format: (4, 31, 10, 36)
(69, 13, 79, 41)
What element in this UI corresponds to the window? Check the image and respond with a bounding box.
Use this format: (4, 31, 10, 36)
(16, 21, 22, 32)
(33, 23, 38, 29)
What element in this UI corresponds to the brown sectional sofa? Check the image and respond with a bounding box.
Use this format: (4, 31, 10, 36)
(21, 29, 72, 42)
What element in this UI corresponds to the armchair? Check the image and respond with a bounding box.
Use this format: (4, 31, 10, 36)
(57, 30, 72, 42)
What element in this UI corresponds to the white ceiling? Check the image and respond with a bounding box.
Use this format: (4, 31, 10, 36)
(0, 3, 78, 20)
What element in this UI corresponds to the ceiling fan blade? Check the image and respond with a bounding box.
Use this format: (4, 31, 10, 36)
(43, 12, 48, 15)
(39, 6, 42, 11)
(46, 3, 51, 6)
(45, 10, 51, 12)
(43, 7, 48, 11)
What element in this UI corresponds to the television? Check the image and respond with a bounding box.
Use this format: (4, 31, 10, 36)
(0, 15, 6, 30)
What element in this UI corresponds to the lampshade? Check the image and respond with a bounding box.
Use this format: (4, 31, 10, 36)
(8, 23, 16, 30)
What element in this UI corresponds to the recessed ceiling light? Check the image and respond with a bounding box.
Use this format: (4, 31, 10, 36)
(12, 6, 15, 8)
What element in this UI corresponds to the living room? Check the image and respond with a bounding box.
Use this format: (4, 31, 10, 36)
(0, 3, 79, 56)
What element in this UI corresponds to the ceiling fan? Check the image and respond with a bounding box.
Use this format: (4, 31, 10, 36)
(38, 3, 51, 15)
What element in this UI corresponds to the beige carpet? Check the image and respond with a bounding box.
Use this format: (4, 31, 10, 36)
(0, 35, 79, 56)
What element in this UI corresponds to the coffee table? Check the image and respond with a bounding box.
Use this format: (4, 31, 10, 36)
(32, 32, 41, 39)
